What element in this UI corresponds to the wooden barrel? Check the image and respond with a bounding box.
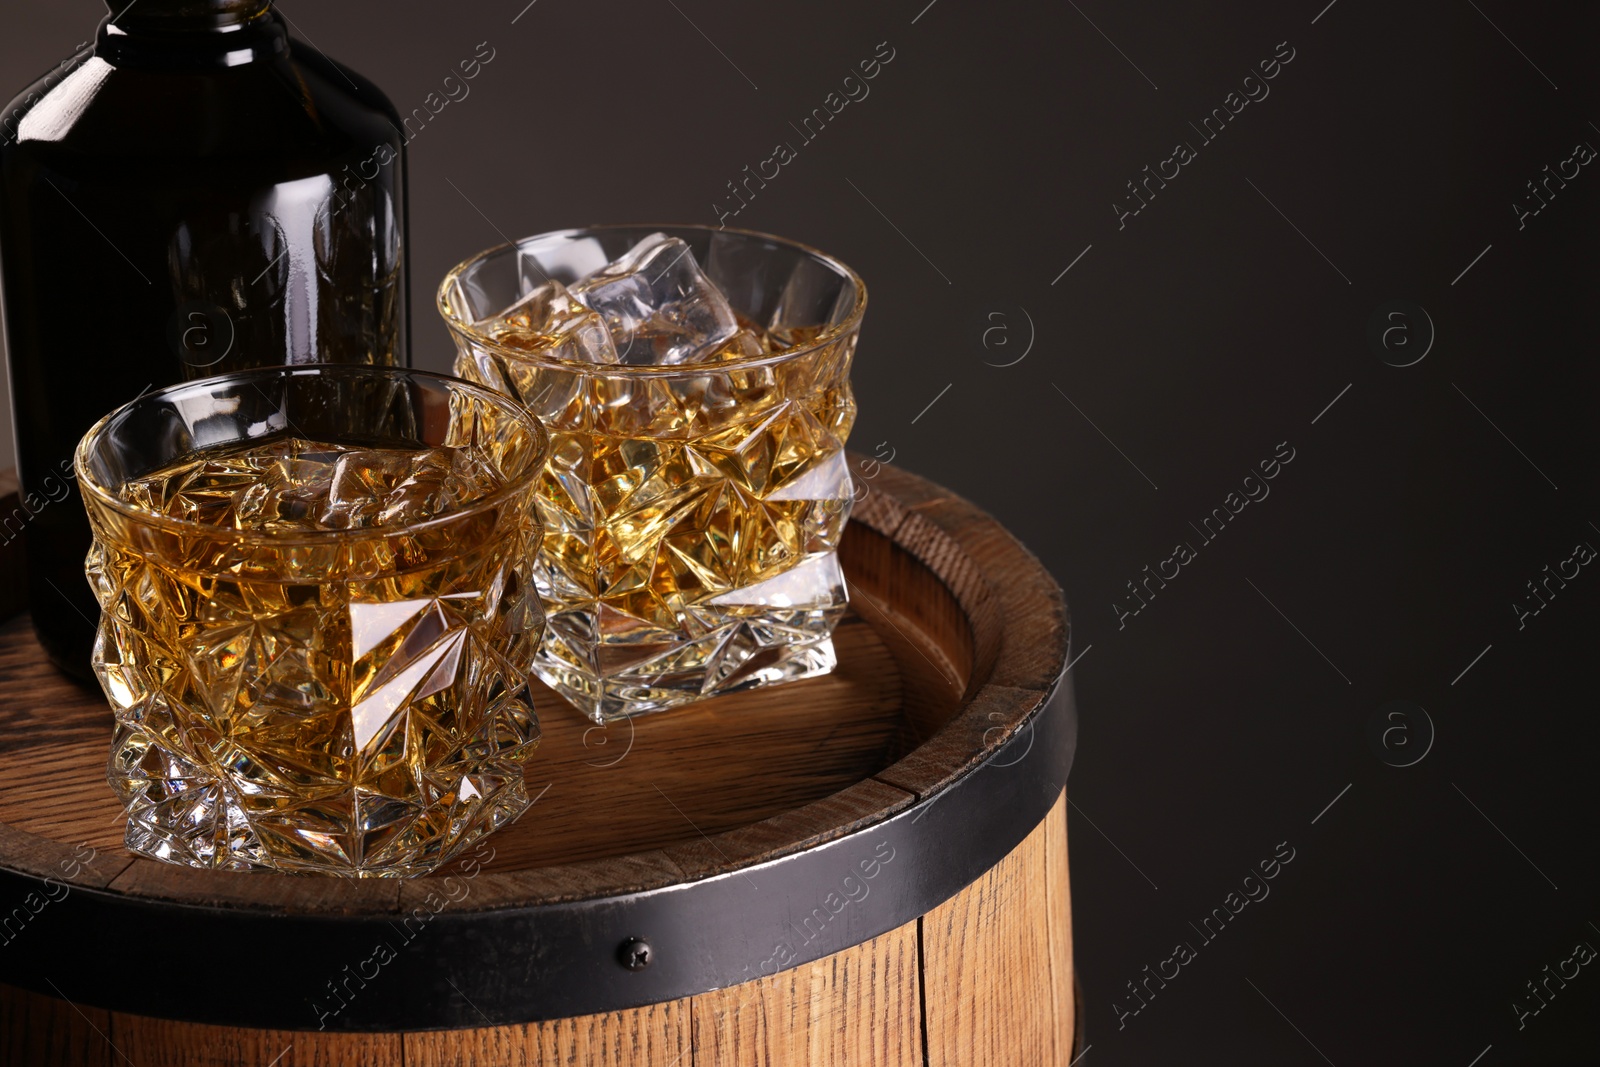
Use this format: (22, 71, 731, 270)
(0, 457, 1080, 1066)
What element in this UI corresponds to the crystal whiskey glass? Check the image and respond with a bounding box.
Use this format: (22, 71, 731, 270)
(75, 366, 548, 876)
(440, 226, 865, 722)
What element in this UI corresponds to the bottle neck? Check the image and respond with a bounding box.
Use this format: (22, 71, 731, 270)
(105, 0, 275, 31)
(97, 2, 286, 66)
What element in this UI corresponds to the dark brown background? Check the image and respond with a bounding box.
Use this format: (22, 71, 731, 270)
(3, 1, 1598, 1063)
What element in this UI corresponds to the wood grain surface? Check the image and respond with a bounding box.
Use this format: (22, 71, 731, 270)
(403, 1001, 689, 1067)
(0, 984, 111, 1067)
(921, 791, 1075, 1067)
(112, 1015, 403, 1067)
(690, 919, 923, 1067)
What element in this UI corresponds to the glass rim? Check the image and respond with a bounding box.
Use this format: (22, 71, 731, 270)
(74, 364, 549, 549)
(436, 222, 868, 378)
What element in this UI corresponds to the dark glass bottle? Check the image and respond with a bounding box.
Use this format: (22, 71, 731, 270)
(0, 0, 410, 679)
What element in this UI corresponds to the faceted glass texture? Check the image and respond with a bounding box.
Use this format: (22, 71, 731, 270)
(74, 367, 549, 877)
(440, 227, 865, 722)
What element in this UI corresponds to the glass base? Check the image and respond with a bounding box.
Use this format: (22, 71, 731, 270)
(115, 752, 534, 878)
(97, 612, 544, 878)
(107, 701, 540, 878)
(535, 606, 845, 723)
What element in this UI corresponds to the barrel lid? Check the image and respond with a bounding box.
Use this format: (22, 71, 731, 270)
(0, 454, 1077, 1030)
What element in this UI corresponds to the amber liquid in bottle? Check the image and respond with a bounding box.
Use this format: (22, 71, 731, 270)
(0, 0, 411, 678)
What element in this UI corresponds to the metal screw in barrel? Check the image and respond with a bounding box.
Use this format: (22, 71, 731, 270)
(618, 937, 652, 971)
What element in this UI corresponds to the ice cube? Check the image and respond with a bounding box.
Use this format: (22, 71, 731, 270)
(122, 439, 503, 537)
(767, 322, 827, 350)
(377, 447, 502, 526)
(571, 233, 740, 365)
(232, 445, 341, 532)
(478, 280, 618, 365)
(721, 313, 785, 358)
(320, 449, 413, 530)
(701, 327, 768, 362)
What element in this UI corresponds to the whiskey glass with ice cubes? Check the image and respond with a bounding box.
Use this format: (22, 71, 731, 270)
(74, 366, 549, 876)
(438, 225, 866, 723)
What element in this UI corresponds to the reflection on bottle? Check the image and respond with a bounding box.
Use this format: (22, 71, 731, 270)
(167, 175, 404, 376)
